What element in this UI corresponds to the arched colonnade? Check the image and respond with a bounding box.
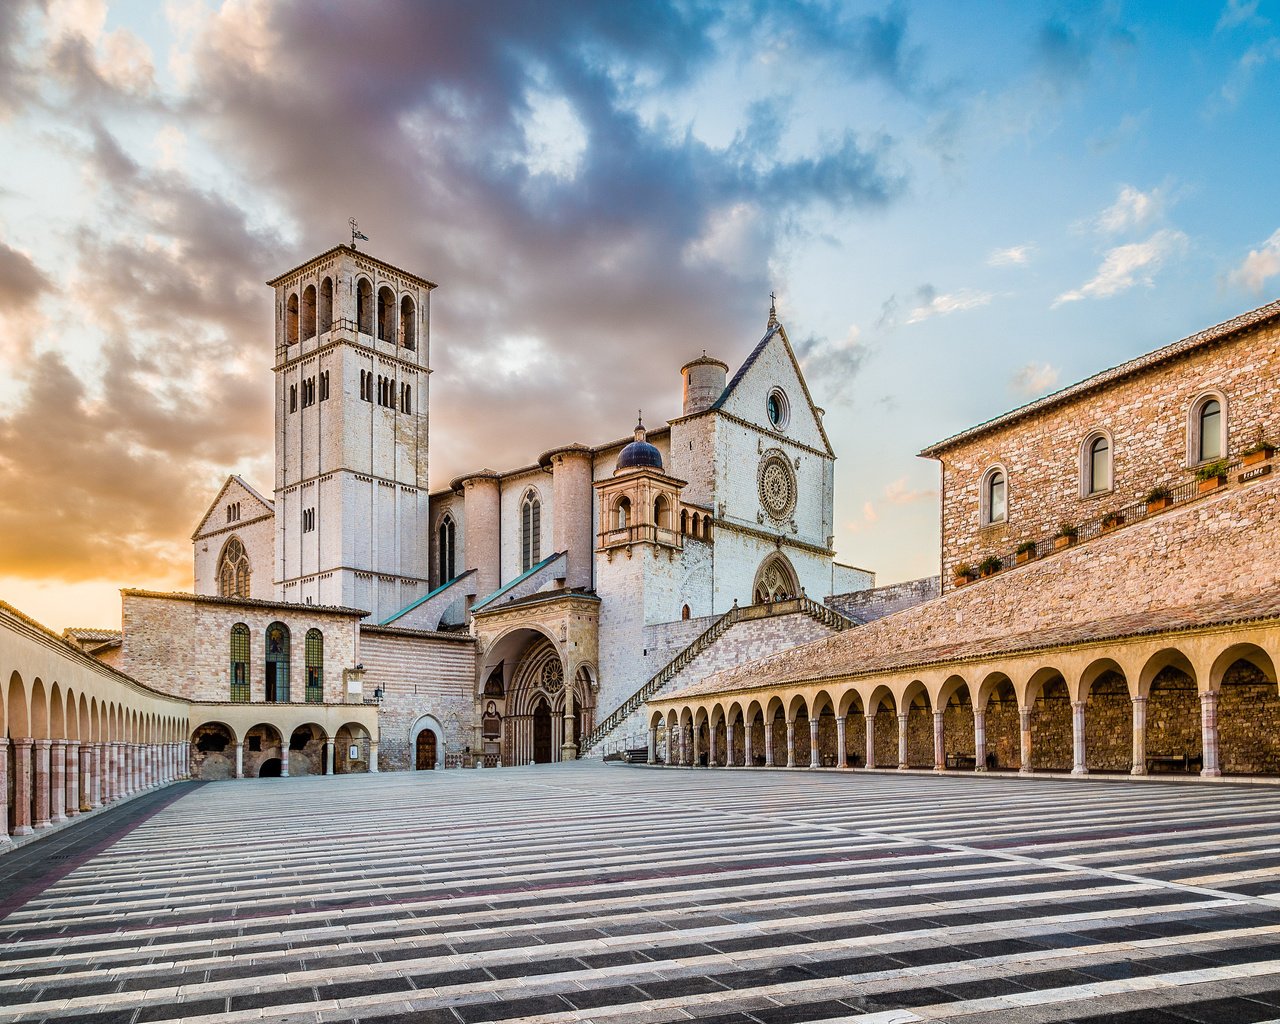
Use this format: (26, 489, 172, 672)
(648, 625, 1280, 778)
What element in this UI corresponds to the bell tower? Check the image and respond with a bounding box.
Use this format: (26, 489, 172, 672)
(267, 244, 436, 619)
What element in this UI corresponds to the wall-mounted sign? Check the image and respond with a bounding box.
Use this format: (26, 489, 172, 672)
(349, 744, 359, 760)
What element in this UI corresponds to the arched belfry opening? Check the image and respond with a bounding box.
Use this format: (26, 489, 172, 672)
(753, 552, 800, 604)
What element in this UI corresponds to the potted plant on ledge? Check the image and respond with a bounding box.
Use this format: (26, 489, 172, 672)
(1054, 523, 1078, 550)
(1101, 510, 1124, 532)
(1146, 486, 1172, 513)
(1242, 440, 1275, 467)
(1015, 540, 1038, 565)
(953, 564, 977, 587)
(1194, 459, 1230, 493)
(979, 554, 1004, 578)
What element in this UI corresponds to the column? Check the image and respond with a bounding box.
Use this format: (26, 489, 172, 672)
(744, 721, 754, 767)
(89, 743, 103, 807)
(1130, 696, 1147, 775)
(104, 743, 116, 802)
(648, 726, 657, 764)
(0, 738, 10, 848)
(690, 725, 699, 767)
(183, 741, 192, 778)
(973, 707, 987, 772)
(124, 744, 134, 796)
(234, 742, 244, 779)
(708, 723, 718, 767)
(65, 742, 80, 817)
(325, 740, 335, 776)
(835, 716, 847, 769)
(280, 740, 290, 778)
(808, 718, 820, 768)
(933, 710, 945, 772)
(1019, 707, 1033, 773)
(12, 738, 33, 835)
(368, 740, 380, 772)
(1071, 701, 1088, 775)
(764, 722, 775, 767)
(79, 743, 92, 811)
(33, 739, 51, 828)
(725, 721, 735, 767)
(560, 685, 577, 762)
(865, 715, 876, 769)
(897, 713, 908, 769)
(1200, 690, 1221, 777)
(49, 740, 66, 823)
(785, 720, 796, 768)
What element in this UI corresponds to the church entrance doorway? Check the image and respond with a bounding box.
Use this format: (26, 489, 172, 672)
(533, 698, 553, 763)
(416, 730, 437, 770)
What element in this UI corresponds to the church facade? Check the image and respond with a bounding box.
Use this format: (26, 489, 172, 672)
(173, 244, 871, 772)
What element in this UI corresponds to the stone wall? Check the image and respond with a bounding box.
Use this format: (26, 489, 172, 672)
(826, 577, 940, 624)
(1219, 660, 1280, 774)
(929, 315, 1280, 589)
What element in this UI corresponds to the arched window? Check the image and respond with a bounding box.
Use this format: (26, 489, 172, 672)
(356, 278, 373, 334)
(980, 467, 1007, 525)
(377, 286, 395, 341)
(753, 554, 799, 604)
(401, 382, 411, 414)
(680, 508, 688, 534)
(319, 277, 333, 332)
(400, 295, 416, 350)
(681, 604, 691, 620)
(301, 284, 316, 339)
(265, 622, 290, 703)
(521, 491, 541, 572)
(654, 494, 670, 530)
(286, 293, 299, 345)
(217, 536, 251, 599)
(615, 496, 632, 531)
(229, 623, 250, 702)
(1082, 432, 1112, 496)
(304, 629, 323, 704)
(1193, 394, 1226, 463)
(438, 514, 456, 583)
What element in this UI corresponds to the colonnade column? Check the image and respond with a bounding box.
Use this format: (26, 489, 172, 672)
(280, 742, 290, 778)
(33, 739, 51, 828)
(325, 740, 335, 776)
(896, 713, 908, 769)
(49, 740, 66, 823)
(725, 721, 735, 767)
(1071, 701, 1088, 775)
(785, 720, 796, 768)
(183, 741, 192, 778)
(648, 726, 657, 765)
(808, 718, 820, 768)
(368, 741, 379, 772)
(1128, 695, 1148, 775)
(0, 738, 10, 849)
(12, 738, 33, 835)
(932, 710, 945, 772)
(708, 724, 718, 766)
(764, 722, 775, 767)
(1018, 706, 1033, 773)
(690, 726, 699, 768)
(1200, 690, 1221, 778)
(79, 743, 93, 811)
(835, 716, 847, 769)
(744, 722, 754, 767)
(973, 707, 987, 772)
(89, 743, 102, 808)
(65, 741, 80, 817)
(233, 742, 244, 779)
(865, 716, 875, 769)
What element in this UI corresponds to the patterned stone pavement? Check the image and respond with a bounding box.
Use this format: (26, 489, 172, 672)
(3, 764, 1280, 1024)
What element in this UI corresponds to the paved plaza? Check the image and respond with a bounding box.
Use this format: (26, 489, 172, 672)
(3, 766, 1280, 1024)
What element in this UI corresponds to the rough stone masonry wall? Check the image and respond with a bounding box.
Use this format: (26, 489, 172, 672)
(935, 319, 1280, 589)
(826, 577, 940, 624)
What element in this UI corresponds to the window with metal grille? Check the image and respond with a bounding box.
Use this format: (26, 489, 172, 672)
(230, 623, 250, 702)
(521, 491, 541, 572)
(305, 628, 323, 703)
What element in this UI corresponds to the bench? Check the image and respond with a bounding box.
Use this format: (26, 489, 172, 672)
(1146, 753, 1203, 773)
(946, 753, 977, 771)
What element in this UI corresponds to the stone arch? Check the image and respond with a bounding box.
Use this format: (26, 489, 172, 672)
(244, 723, 284, 777)
(494, 627, 568, 765)
(725, 700, 746, 766)
(1025, 667, 1071, 771)
(7, 671, 28, 739)
(901, 680, 933, 768)
(1140, 648, 1200, 773)
(319, 276, 333, 331)
(30, 679, 48, 740)
(409, 715, 443, 770)
(191, 721, 237, 780)
(288, 723, 328, 776)
(335, 722, 372, 773)
(301, 283, 316, 339)
(753, 552, 800, 604)
(286, 292, 299, 344)
(744, 698, 765, 766)
(400, 294, 416, 350)
(867, 684, 897, 769)
(838, 689, 865, 768)
(938, 674, 974, 771)
(1211, 643, 1279, 775)
(377, 285, 396, 341)
(978, 672, 1019, 770)
(356, 277, 374, 334)
(1081, 658, 1131, 773)
(49, 682, 65, 740)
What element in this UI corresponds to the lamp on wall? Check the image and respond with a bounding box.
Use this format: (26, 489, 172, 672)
(373, 687, 384, 703)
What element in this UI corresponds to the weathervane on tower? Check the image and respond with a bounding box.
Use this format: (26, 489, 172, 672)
(349, 217, 369, 249)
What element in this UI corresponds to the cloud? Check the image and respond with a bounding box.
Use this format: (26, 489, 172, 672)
(1034, 13, 1137, 95)
(1010, 361, 1060, 397)
(905, 285, 993, 324)
(884, 478, 935, 504)
(987, 245, 1033, 267)
(1053, 229, 1187, 306)
(792, 325, 869, 398)
(1095, 185, 1162, 235)
(1228, 228, 1280, 293)
(1217, 0, 1264, 31)
(0, 241, 51, 312)
(1218, 38, 1280, 107)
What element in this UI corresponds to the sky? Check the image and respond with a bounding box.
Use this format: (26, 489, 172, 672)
(2, 0, 1279, 633)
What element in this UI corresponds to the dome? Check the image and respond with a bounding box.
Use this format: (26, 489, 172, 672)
(616, 416, 663, 472)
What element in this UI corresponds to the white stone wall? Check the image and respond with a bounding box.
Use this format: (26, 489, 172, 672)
(193, 476, 276, 602)
(499, 468, 555, 583)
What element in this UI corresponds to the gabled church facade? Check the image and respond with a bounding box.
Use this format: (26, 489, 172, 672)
(179, 244, 871, 771)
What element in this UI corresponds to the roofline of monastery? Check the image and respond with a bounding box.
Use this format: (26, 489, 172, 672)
(265, 244, 438, 290)
(120, 589, 369, 619)
(920, 297, 1280, 458)
(359, 624, 476, 642)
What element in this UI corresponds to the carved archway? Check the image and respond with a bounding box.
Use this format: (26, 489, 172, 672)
(753, 552, 800, 604)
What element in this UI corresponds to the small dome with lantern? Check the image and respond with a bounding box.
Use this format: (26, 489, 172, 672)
(616, 414, 663, 472)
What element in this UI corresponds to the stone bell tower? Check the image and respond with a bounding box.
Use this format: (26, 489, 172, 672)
(267, 244, 435, 619)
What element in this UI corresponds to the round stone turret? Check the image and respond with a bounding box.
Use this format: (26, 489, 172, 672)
(681, 354, 728, 416)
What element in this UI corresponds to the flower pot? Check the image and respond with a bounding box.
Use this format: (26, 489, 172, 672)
(981, 567, 999, 578)
(1243, 447, 1274, 466)
(1197, 475, 1226, 494)
(1101, 516, 1123, 532)
(1054, 535, 1075, 551)
(1016, 550, 1034, 565)
(1146, 496, 1170, 513)
(953, 576, 973, 587)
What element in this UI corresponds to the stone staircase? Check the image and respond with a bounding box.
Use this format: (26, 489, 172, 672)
(581, 596, 853, 757)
